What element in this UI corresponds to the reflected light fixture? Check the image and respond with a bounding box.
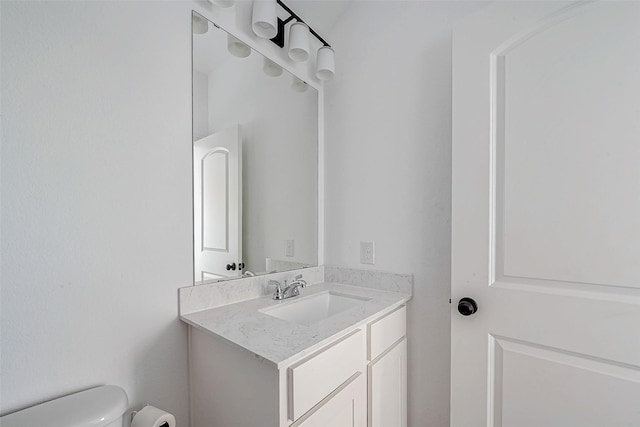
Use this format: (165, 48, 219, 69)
(252, 0, 278, 39)
(227, 34, 251, 58)
(250, 0, 335, 80)
(263, 57, 283, 77)
(291, 76, 308, 93)
(192, 14, 209, 35)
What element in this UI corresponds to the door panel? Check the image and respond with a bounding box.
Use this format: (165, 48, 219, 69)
(498, 2, 640, 288)
(452, 2, 640, 426)
(492, 336, 640, 427)
(202, 149, 228, 251)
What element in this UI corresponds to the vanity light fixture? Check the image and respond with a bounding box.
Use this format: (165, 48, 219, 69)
(251, 0, 335, 80)
(315, 46, 335, 81)
(288, 22, 310, 62)
(227, 34, 251, 58)
(252, 0, 278, 39)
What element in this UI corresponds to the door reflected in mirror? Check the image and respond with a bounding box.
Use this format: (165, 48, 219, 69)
(192, 12, 318, 285)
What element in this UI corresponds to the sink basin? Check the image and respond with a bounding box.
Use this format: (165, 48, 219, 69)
(261, 291, 370, 326)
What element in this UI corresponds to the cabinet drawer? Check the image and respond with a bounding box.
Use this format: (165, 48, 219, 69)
(368, 305, 406, 360)
(288, 329, 365, 421)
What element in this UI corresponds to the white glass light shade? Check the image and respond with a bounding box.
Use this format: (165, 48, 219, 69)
(192, 14, 209, 35)
(263, 57, 283, 77)
(315, 46, 335, 81)
(252, 0, 278, 39)
(209, 0, 235, 8)
(227, 34, 251, 58)
(291, 76, 308, 93)
(288, 22, 310, 62)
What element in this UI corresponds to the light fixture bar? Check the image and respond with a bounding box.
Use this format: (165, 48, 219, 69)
(269, 0, 331, 48)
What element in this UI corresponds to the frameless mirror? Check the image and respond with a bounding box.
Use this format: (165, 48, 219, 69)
(192, 12, 318, 285)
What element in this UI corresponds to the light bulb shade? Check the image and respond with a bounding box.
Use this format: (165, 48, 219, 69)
(291, 76, 308, 93)
(315, 46, 335, 80)
(227, 34, 251, 58)
(288, 22, 310, 62)
(263, 57, 283, 77)
(209, 0, 235, 8)
(192, 14, 209, 35)
(252, 0, 278, 39)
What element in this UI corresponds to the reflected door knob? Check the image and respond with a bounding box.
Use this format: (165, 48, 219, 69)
(458, 297, 478, 316)
(226, 262, 236, 271)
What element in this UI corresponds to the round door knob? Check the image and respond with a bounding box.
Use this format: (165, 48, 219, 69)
(458, 297, 478, 316)
(226, 262, 236, 271)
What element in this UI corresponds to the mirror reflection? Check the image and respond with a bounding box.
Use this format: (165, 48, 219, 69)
(192, 12, 318, 285)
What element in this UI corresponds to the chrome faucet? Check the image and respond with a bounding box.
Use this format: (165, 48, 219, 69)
(270, 274, 307, 300)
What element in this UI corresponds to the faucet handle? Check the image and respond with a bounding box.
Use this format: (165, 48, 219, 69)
(268, 280, 282, 290)
(269, 280, 284, 300)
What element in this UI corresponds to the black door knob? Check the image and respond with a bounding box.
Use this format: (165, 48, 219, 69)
(458, 297, 478, 316)
(226, 262, 236, 271)
(239, 262, 245, 269)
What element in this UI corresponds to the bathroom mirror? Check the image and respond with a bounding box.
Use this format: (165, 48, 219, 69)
(192, 12, 318, 285)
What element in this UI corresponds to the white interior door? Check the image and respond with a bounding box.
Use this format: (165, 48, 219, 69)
(451, 2, 640, 426)
(194, 125, 242, 283)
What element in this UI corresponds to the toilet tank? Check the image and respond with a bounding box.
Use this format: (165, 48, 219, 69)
(0, 385, 128, 427)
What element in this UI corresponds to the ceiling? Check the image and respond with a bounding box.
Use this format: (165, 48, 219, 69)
(286, 0, 352, 45)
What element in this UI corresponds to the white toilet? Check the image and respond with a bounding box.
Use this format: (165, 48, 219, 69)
(0, 385, 128, 427)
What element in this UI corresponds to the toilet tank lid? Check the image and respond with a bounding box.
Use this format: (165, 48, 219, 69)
(0, 385, 128, 427)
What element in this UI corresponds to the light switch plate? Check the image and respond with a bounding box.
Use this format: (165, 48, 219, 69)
(286, 240, 295, 257)
(360, 241, 375, 265)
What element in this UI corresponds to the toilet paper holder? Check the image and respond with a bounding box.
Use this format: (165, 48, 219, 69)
(131, 406, 170, 427)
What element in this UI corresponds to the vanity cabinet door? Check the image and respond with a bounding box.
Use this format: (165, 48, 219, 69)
(291, 373, 366, 427)
(368, 338, 407, 427)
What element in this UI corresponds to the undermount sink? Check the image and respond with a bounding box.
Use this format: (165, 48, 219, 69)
(261, 291, 371, 326)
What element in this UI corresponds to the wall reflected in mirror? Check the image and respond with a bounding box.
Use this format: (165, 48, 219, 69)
(192, 12, 318, 285)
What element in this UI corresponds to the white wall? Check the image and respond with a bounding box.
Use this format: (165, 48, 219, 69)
(0, 0, 324, 424)
(0, 1, 193, 423)
(324, 2, 486, 426)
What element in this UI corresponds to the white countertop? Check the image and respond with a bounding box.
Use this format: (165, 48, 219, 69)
(180, 282, 411, 368)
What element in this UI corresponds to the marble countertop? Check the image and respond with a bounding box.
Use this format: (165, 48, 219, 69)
(180, 282, 411, 368)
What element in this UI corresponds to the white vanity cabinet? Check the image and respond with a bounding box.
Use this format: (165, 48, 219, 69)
(188, 304, 407, 427)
